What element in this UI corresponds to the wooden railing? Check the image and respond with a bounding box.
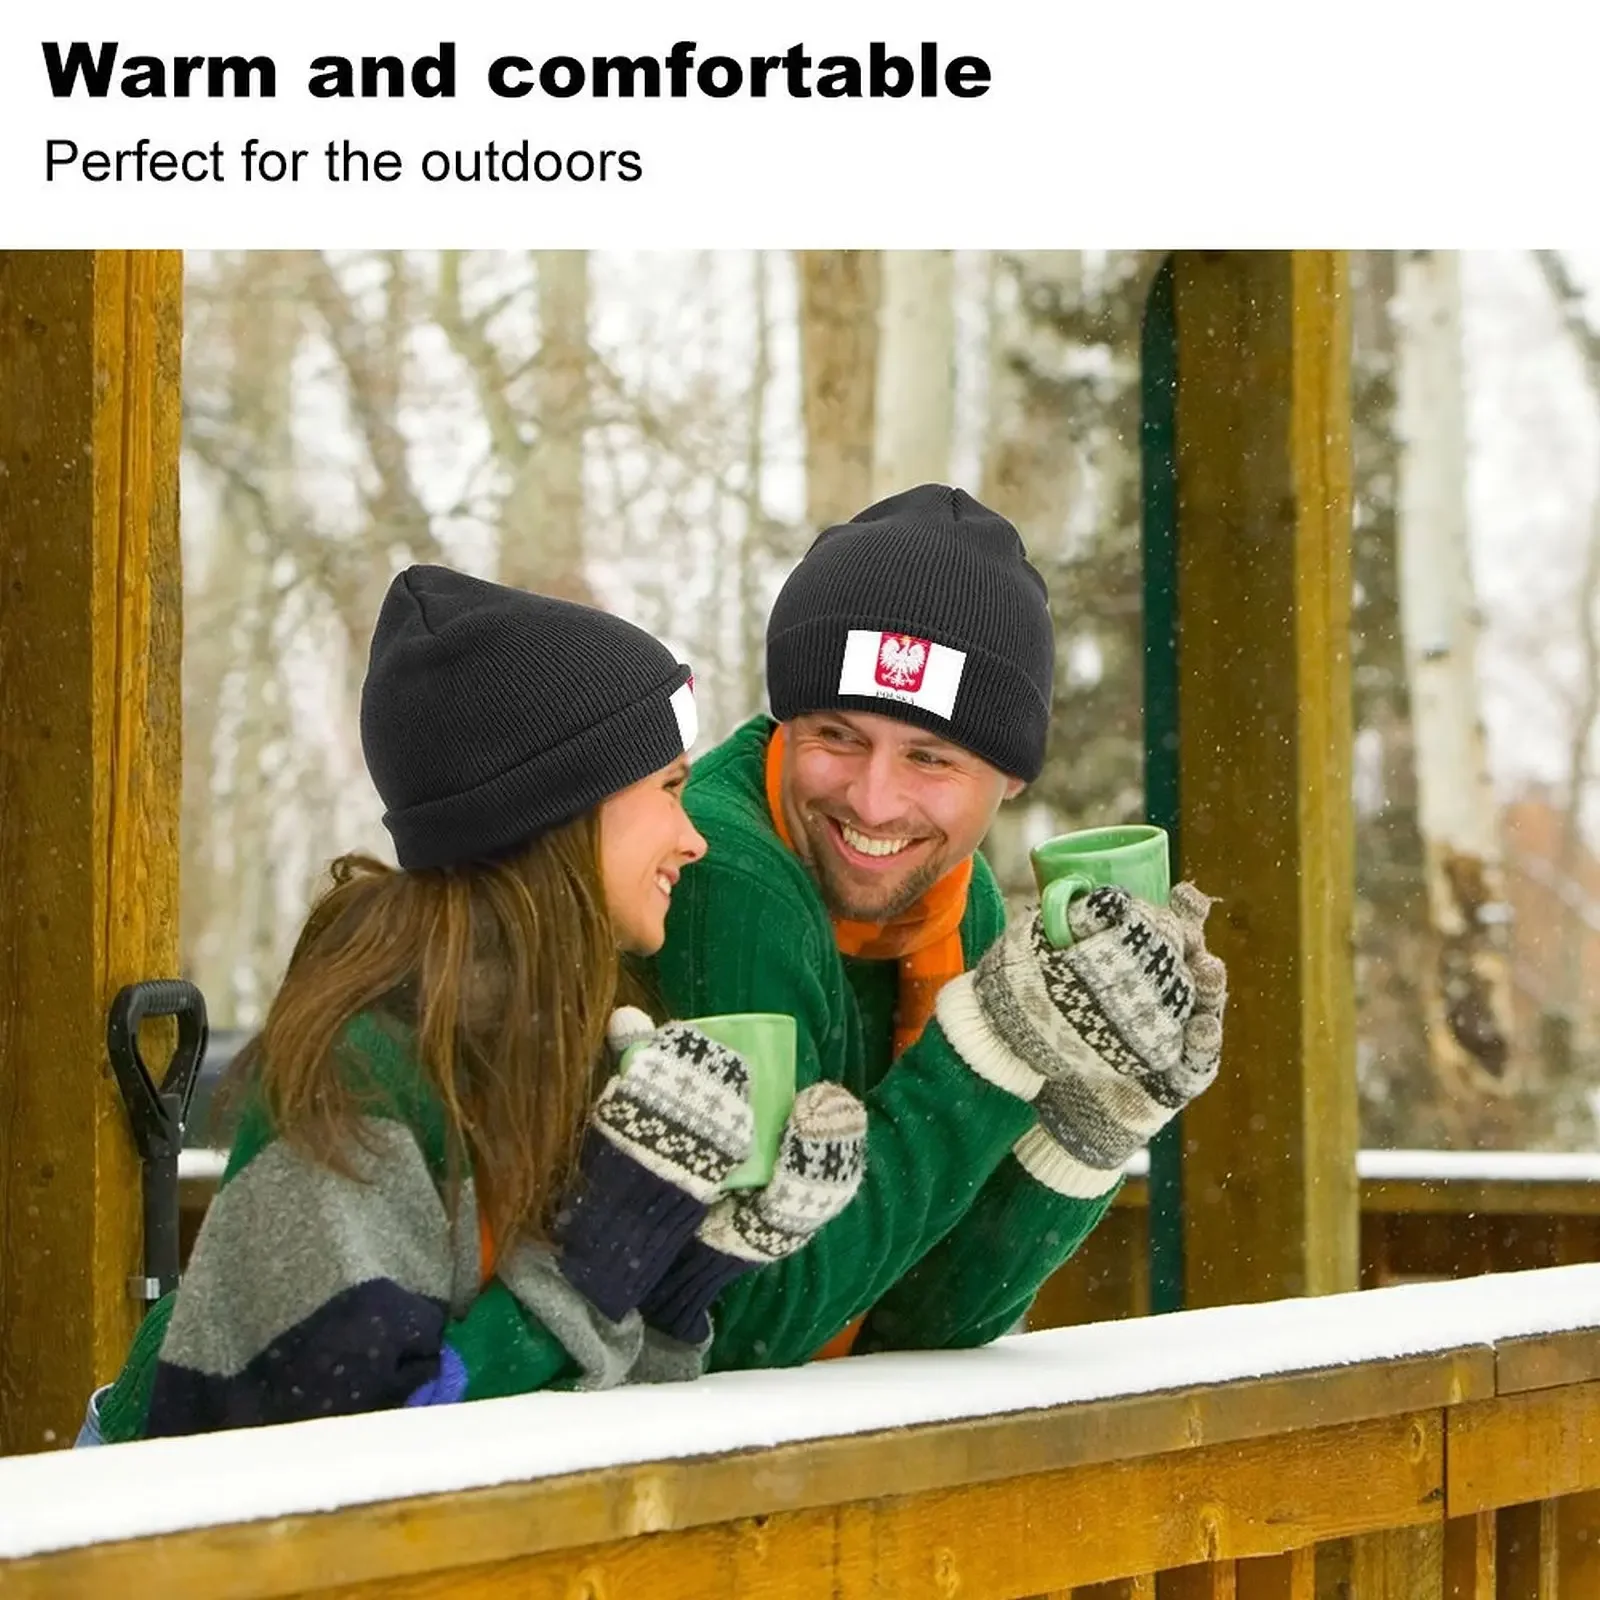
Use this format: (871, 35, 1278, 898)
(1028, 1150, 1600, 1332)
(4, 1265, 1600, 1598)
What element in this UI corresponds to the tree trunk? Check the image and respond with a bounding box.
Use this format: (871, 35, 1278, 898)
(739, 250, 776, 712)
(1531, 252, 1600, 1056)
(1394, 249, 1514, 1084)
(873, 251, 954, 497)
(498, 251, 592, 602)
(797, 250, 881, 531)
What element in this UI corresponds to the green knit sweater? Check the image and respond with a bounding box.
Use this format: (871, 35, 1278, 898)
(643, 716, 1118, 1369)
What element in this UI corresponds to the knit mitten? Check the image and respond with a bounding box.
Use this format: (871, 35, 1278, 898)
(936, 881, 1226, 1197)
(553, 1010, 755, 1323)
(638, 1082, 867, 1344)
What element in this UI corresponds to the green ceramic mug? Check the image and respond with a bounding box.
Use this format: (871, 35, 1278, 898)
(627, 1012, 797, 1191)
(1031, 824, 1171, 949)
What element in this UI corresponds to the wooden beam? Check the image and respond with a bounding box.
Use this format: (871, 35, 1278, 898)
(1448, 1386, 1600, 1516)
(1170, 250, 1357, 1306)
(0, 251, 184, 1453)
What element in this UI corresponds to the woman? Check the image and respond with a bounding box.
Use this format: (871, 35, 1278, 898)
(82, 564, 866, 1443)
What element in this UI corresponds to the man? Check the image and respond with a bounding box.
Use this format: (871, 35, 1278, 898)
(642, 483, 1226, 1368)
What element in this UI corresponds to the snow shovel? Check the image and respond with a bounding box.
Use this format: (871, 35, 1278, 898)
(106, 979, 209, 1302)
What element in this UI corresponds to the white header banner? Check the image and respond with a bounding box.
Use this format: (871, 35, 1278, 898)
(1, 0, 1596, 247)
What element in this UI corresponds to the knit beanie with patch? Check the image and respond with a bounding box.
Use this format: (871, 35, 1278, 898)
(765, 483, 1054, 781)
(360, 565, 696, 870)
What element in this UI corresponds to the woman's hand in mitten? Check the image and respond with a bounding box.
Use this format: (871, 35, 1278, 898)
(635, 1081, 868, 1345)
(553, 1012, 755, 1323)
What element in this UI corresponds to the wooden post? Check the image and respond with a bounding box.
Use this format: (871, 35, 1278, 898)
(0, 251, 184, 1452)
(1446, 1512, 1497, 1599)
(1235, 1548, 1314, 1600)
(1160, 1562, 1238, 1600)
(1498, 1501, 1559, 1599)
(1170, 251, 1358, 1306)
(1556, 1491, 1600, 1597)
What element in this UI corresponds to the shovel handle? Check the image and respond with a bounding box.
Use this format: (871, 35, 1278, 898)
(107, 979, 210, 1301)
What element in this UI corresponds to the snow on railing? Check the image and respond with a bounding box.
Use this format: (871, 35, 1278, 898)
(4, 1263, 1600, 1562)
(1112, 1147, 1600, 1183)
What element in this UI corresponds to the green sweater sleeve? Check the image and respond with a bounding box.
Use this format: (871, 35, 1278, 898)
(446, 1280, 577, 1399)
(650, 845, 1037, 1370)
(850, 1157, 1121, 1353)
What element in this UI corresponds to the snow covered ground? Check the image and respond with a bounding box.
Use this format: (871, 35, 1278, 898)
(4, 1263, 1599, 1562)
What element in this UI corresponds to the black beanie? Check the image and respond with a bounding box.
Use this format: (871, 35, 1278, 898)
(765, 484, 1054, 780)
(360, 565, 696, 870)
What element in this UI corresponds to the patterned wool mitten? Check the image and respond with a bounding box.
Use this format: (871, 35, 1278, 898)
(553, 1011, 756, 1323)
(637, 1082, 868, 1344)
(936, 880, 1226, 1197)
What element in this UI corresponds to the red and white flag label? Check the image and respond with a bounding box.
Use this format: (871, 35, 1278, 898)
(670, 679, 698, 751)
(838, 630, 965, 721)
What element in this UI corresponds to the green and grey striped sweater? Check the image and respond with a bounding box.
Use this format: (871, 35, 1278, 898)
(98, 1012, 698, 1442)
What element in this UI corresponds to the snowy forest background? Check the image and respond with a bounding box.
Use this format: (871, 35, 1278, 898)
(176, 250, 1600, 1153)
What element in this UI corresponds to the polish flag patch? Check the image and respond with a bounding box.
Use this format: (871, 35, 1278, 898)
(669, 678, 698, 751)
(838, 630, 966, 721)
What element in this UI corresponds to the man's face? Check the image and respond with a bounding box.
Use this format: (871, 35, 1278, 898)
(779, 710, 1024, 922)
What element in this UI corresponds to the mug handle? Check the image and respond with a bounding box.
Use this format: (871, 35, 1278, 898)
(1040, 874, 1095, 949)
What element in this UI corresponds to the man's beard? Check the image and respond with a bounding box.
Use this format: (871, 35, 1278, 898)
(800, 813, 947, 923)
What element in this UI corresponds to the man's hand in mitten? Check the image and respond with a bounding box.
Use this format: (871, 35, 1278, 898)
(552, 1010, 755, 1323)
(635, 1081, 868, 1346)
(935, 881, 1226, 1196)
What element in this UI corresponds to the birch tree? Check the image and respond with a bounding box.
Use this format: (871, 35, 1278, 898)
(873, 251, 954, 496)
(1530, 251, 1600, 1078)
(1393, 249, 1515, 1086)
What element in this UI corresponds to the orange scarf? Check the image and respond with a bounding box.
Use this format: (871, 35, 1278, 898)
(766, 725, 972, 1364)
(764, 725, 970, 1057)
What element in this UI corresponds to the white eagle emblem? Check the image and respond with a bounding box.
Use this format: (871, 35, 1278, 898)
(875, 633, 930, 691)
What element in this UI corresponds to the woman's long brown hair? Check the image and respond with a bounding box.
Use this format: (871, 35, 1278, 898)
(237, 812, 619, 1251)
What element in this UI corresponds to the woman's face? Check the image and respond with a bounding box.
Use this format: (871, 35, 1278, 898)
(597, 756, 707, 954)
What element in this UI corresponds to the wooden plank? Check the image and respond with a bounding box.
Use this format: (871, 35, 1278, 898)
(1555, 1492, 1600, 1599)
(1171, 250, 1358, 1307)
(297, 1509, 846, 1600)
(0, 249, 184, 1455)
(1495, 1333, 1600, 1397)
(1161, 1564, 1238, 1600)
(1236, 1548, 1315, 1599)
(1076, 1578, 1156, 1600)
(1444, 1513, 1495, 1600)
(1349, 1526, 1443, 1598)
(1496, 1502, 1557, 1600)
(0, 1412, 1444, 1600)
(1448, 1386, 1600, 1515)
